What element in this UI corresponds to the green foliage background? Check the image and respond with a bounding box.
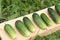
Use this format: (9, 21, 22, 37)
(34, 30, 60, 40)
(0, 0, 60, 23)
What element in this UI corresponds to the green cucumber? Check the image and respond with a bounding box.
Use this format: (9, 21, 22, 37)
(48, 8, 60, 23)
(15, 20, 30, 36)
(32, 13, 47, 29)
(55, 4, 60, 15)
(23, 17, 36, 32)
(4, 24, 16, 39)
(40, 13, 52, 26)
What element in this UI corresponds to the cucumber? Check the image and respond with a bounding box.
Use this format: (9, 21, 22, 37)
(40, 13, 52, 26)
(4, 24, 16, 39)
(23, 17, 36, 32)
(32, 13, 47, 29)
(55, 4, 60, 15)
(48, 8, 60, 23)
(15, 20, 30, 36)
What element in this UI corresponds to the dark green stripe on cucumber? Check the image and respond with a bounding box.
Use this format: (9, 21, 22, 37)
(40, 13, 52, 26)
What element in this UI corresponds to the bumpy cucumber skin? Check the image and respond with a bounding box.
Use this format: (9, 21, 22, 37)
(55, 4, 60, 15)
(23, 17, 36, 32)
(15, 20, 30, 36)
(41, 13, 52, 26)
(4, 24, 16, 39)
(32, 13, 47, 29)
(48, 8, 60, 24)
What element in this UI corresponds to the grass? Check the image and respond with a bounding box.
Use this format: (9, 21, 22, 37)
(0, 0, 60, 23)
(34, 30, 60, 40)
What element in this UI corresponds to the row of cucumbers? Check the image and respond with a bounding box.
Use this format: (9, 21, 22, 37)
(4, 4, 60, 39)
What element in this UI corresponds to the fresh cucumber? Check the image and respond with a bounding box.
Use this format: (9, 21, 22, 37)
(55, 4, 60, 15)
(15, 20, 30, 36)
(23, 17, 36, 32)
(48, 8, 60, 23)
(32, 13, 47, 29)
(4, 24, 16, 39)
(40, 13, 52, 26)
